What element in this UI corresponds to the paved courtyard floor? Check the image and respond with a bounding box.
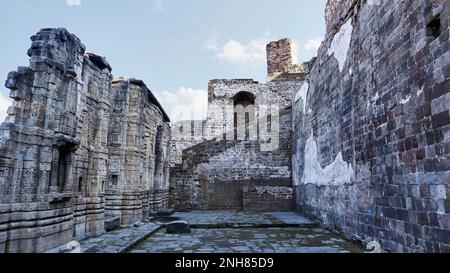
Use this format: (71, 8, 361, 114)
(129, 227, 365, 253)
(163, 211, 317, 228)
(69, 211, 364, 253)
(128, 211, 364, 253)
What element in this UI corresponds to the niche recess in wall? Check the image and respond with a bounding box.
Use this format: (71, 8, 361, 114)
(78, 177, 83, 192)
(57, 148, 70, 192)
(111, 175, 118, 186)
(427, 15, 442, 39)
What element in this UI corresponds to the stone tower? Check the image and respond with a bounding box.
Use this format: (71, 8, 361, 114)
(266, 38, 298, 81)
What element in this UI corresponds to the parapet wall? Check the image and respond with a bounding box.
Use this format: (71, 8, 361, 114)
(293, 0, 450, 253)
(170, 120, 205, 166)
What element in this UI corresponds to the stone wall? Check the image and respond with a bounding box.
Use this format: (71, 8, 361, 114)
(170, 110, 293, 211)
(0, 29, 171, 252)
(72, 53, 113, 239)
(204, 78, 300, 137)
(293, 0, 450, 253)
(0, 28, 96, 252)
(170, 39, 309, 211)
(266, 39, 315, 82)
(242, 186, 294, 212)
(170, 120, 205, 166)
(171, 79, 303, 210)
(106, 78, 171, 226)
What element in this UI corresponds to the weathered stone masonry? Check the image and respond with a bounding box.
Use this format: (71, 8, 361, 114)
(0, 28, 171, 253)
(170, 39, 312, 212)
(106, 78, 171, 226)
(293, 0, 450, 253)
(0, 0, 449, 254)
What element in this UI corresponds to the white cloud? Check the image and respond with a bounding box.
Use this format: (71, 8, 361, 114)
(154, 0, 164, 11)
(0, 93, 12, 123)
(303, 38, 323, 51)
(154, 87, 208, 122)
(66, 0, 81, 6)
(206, 39, 267, 66)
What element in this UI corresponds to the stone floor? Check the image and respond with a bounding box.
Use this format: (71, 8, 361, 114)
(130, 211, 364, 253)
(156, 211, 317, 228)
(68, 211, 364, 253)
(78, 222, 161, 253)
(129, 227, 364, 253)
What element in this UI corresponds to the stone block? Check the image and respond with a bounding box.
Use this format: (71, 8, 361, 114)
(165, 221, 191, 234)
(104, 217, 120, 232)
(156, 208, 175, 217)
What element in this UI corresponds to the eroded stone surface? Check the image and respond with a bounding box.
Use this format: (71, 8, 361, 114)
(130, 227, 364, 254)
(77, 222, 161, 253)
(0, 29, 171, 253)
(293, 0, 450, 253)
(0, 0, 449, 254)
(166, 211, 316, 228)
(170, 39, 310, 212)
(59, 211, 320, 253)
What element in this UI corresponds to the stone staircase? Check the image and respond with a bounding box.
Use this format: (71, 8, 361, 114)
(170, 136, 294, 211)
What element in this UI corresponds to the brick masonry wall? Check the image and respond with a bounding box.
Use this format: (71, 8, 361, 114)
(293, 0, 450, 253)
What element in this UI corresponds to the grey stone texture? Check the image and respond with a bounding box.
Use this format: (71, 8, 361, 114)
(106, 78, 171, 226)
(130, 214, 363, 253)
(0, 0, 449, 254)
(293, 0, 450, 253)
(165, 221, 191, 234)
(0, 28, 171, 252)
(52, 211, 320, 253)
(130, 228, 364, 254)
(170, 120, 206, 166)
(266, 38, 315, 82)
(242, 186, 294, 212)
(170, 39, 308, 211)
(167, 211, 317, 228)
(75, 221, 161, 253)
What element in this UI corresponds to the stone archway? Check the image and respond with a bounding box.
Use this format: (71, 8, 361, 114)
(233, 91, 256, 141)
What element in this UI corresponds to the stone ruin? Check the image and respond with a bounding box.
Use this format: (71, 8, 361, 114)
(0, 28, 171, 252)
(170, 38, 310, 212)
(0, 0, 449, 253)
(171, 0, 450, 253)
(292, 0, 450, 252)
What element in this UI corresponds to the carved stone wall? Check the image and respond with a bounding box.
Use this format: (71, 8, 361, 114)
(106, 78, 171, 226)
(72, 53, 113, 239)
(0, 28, 91, 253)
(0, 29, 171, 252)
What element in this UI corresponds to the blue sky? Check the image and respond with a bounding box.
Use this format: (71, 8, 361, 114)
(0, 0, 327, 122)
